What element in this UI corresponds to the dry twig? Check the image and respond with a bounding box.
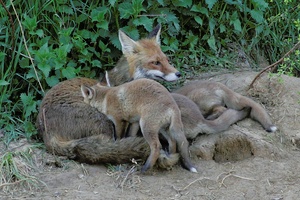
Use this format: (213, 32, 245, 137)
(249, 41, 300, 89)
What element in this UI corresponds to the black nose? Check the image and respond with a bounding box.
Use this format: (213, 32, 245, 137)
(175, 72, 181, 77)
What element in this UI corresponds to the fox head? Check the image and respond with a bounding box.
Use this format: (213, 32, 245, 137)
(118, 25, 181, 82)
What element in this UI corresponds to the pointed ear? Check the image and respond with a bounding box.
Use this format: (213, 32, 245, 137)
(99, 71, 111, 87)
(118, 30, 137, 55)
(148, 24, 161, 45)
(81, 85, 94, 100)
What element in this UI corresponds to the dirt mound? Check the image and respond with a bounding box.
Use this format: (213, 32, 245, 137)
(2, 71, 300, 199)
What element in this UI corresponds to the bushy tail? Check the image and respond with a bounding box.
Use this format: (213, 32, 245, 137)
(47, 135, 179, 168)
(201, 108, 250, 134)
(73, 136, 151, 164)
(48, 135, 150, 164)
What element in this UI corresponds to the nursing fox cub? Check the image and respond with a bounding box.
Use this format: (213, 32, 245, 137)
(81, 79, 197, 173)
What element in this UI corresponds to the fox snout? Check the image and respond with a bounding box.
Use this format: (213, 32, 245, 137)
(145, 69, 181, 82)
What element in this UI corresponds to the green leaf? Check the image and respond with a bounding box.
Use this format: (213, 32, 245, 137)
(133, 16, 153, 31)
(0, 52, 6, 60)
(207, 35, 217, 52)
(172, 0, 192, 8)
(250, 10, 264, 23)
(194, 16, 203, 26)
(46, 76, 60, 87)
(22, 15, 37, 32)
(132, 0, 146, 14)
(231, 19, 242, 32)
(191, 5, 209, 17)
(109, 0, 117, 6)
(35, 29, 44, 37)
(118, 2, 133, 19)
(0, 80, 9, 86)
(62, 66, 77, 79)
(110, 33, 121, 50)
(91, 60, 102, 68)
(205, 0, 217, 10)
(209, 18, 216, 36)
(96, 20, 109, 30)
(157, 0, 165, 6)
(20, 93, 37, 118)
(91, 6, 108, 22)
(76, 14, 88, 23)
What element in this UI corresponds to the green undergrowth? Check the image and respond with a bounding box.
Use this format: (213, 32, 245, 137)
(0, 0, 299, 143)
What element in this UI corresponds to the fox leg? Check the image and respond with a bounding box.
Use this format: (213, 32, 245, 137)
(126, 122, 140, 137)
(205, 105, 228, 120)
(169, 117, 197, 173)
(114, 119, 127, 139)
(160, 128, 176, 154)
(139, 119, 161, 173)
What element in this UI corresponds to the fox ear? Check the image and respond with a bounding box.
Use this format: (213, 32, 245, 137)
(81, 85, 94, 100)
(99, 71, 111, 87)
(148, 24, 161, 45)
(119, 30, 137, 55)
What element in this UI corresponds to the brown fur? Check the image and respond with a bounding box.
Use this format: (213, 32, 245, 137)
(171, 93, 250, 139)
(36, 77, 154, 164)
(81, 78, 197, 173)
(174, 81, 277, 132)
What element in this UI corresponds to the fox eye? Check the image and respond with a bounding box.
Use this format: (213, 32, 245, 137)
(152, 61, 161, 65)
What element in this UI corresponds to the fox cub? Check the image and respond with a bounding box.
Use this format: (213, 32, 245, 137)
(174, 80, 277, 132)
(81, 78, 197, 173)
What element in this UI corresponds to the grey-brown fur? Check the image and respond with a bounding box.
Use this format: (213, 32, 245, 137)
(36, 78, 150, 164)
(174, 80, 277, 132)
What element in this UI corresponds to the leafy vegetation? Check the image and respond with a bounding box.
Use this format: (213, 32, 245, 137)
(0, 0, 299, 144)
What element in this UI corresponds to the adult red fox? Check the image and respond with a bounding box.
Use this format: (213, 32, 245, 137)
(174, 81, 277, 132)
(105, 24, 181, 86)
(81, 78, 197, 173)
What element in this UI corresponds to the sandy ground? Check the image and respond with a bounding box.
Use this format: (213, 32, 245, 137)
(1, 71, 300, 200)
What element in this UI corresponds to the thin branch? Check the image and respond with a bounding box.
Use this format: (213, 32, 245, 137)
(10, 0, 44, 93)
(249, 41, 300, 89)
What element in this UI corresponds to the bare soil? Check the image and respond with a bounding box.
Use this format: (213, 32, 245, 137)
(1, 71, 300, 200)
